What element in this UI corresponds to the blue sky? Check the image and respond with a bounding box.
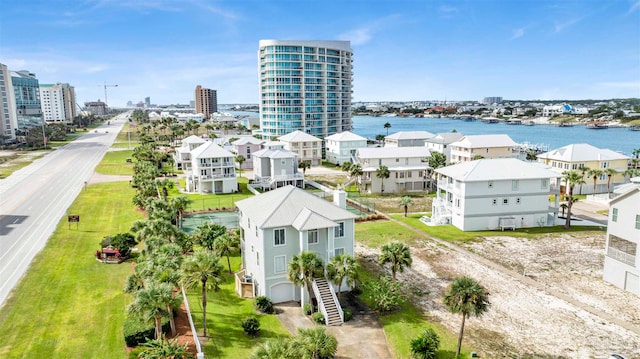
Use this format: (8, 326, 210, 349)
(1, 0, 639, 106)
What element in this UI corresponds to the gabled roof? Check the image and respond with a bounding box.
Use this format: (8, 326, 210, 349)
(232, 137, 264, 145)
(357, 146, 430, 159)
(325, 131, 367, 142)
(609, 186, 640, 205)
(435, 158, 559, 182)
(425, 132, 464, 144)
(278, 130, 322, 142)
(182, 135, 206, 144)
(537, 143, 631, 162)
(385, 131, 435, 140)
(450, 134, 517, 148)
(236, 186, 357, 229)
(191, 142, 234, 159)
(253, 147, 297, 159)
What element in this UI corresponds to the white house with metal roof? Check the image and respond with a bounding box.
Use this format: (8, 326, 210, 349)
(356, 146, 431, 193)
(186, 142, 237, 194)
(231, 136, 264, 170)
(324, 131, 367, 165)
(235, 186, 356, 324)
(537, 143, 631, 194)
(424, 132, 465, 162)
(384, 131, 435, 147)
(252, 142, 304, 190)
(603, 183, 640, 296)
(278, 130, 323, 165)
(432, 158, 561, 231)
(449, 134, 518, 163)
(173, 135, 207, 170)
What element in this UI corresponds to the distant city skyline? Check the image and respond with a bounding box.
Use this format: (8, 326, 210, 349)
(1, 0, 639, 107)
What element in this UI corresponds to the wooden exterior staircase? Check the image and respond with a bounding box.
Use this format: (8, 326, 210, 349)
(312, 277, 344, 326)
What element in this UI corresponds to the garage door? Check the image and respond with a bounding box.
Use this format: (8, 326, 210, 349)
(270, 282, 294, 303)
(625, 272, 639, 295)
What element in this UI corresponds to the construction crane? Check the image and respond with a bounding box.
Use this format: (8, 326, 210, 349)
(101, 82, 118, 108)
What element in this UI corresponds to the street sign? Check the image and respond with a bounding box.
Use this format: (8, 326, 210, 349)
(68, 215, 80, 229)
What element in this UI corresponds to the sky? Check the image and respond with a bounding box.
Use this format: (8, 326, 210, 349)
(1, 0, 639, 107)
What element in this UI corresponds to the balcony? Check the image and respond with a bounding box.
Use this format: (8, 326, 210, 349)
(607, 247, 636, 266)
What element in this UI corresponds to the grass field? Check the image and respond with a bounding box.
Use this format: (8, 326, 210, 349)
(186, 256, 290, 358)
(94, 150, 135, 175)
(0, 182, 142, 359)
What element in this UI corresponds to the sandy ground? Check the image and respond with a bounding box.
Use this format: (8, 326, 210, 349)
(357, 230, 640, 359)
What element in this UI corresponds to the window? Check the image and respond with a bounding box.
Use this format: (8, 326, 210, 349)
(334, 248, 344, 257)
(503, 198, 509, 205)
(541, 179, 548, 189)
(636, 215, 640, 229)
(256, 252, 260, 266)
(512, 180, 519, 191)
(455, 199, 460, 207)
(601, 162, 610, 169)
(274, 228, 285, 246)
(334, 222, 345, 237)
(395, 158, 399, 162)
(488, 181, 494, 188)
(612, 208, 618, 222)
(274, 255, 286, 273)
(492, 199, 497, 206)
(308, 229, 318, 244)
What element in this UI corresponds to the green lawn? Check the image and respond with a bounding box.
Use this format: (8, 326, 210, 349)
(169, 177, 254, 212)
(187, 256, 290, 358)
(94, 150, 135, 175)
(355, 219, 424, 248)
(0, 182, 143, 359)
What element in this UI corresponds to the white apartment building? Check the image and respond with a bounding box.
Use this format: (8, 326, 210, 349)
(356, 146, 431, 194)
(39, 83, 76, 122)
(173, 135, 207, 171)
(0, 63, 17, 142)
(449, 134, 518, 163)
(258, 40, 353, 139)
(432, 158, 561, 231)
(324, 131, 367, 165)
(603, 184, 640, 296)
(384, 131, 434, 147)
(424, 132, 464, 162)
(277, 130, 323, 166)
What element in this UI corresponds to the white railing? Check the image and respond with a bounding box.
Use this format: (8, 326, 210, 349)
(312, 280, 328, 323)
(327, 280, 344, 323)
(607, 247, 636, 266)
(181, 287, 204, 359)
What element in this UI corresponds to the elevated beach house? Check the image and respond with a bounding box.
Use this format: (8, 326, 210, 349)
(356, 146, 431, 194)
(235, 186, 356, 325)
(252, 142, 304, 190)
(278, 130, 323, 166)
(231, 136, 264, 170)
(173, 135, 207, 170)
(424, 132, 464, 162)
(431, 158, 561, 231)
(449, 134, 518, 163)
(384, 131, 435, 147)
(324, 131, 367, 165)
(186, 142, 237, 194)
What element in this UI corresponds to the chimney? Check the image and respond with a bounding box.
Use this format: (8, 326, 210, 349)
(333, 188, 346, 209)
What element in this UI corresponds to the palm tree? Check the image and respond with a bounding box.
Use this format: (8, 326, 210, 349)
(250, 337, 298, 359)
(383, 122, 391, 136)
(213, 233, 240, 273)
(604, 168, 617, 194)
(295, 327, 338, 359)
(169, 196, 191, 229)
(127, 282, 174, 339)
(287, 251, 324, 308)
(562, 170, 585, 230)
(193, 222, 227, 251)
(378, 241, 412, 281)
(181, 250, 224, 337)
(578, 166, 590, 195)
(588, 168, 604, 194)
(443, 276, 490, 358)
(399, 196, 413, 217)
(298, 161, 311, 175)
(139, 337, 194, 359)
(375, 134, 385, 144)
(235, 155, 246, 177)
(632, 147, 640, 160)
(375, 165, 390, 194)
(348, 162, 363, 180)
(326, 254, 359, 299)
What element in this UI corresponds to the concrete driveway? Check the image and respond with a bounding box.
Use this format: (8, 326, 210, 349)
(276, 302, 392, 359)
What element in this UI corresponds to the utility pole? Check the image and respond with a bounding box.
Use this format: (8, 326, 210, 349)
(102, 82, 118, 110)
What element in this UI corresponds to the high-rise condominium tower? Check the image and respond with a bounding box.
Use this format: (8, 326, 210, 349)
(0, 63, 17, 142)
(11, 70, 42, 130)
(39, 83, 77, 122)
(258, 40, 353, 139)
(195, 85, 217, 118)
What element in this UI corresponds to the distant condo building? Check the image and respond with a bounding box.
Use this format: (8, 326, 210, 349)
(84, 100, 108, 116)
(195, 85, 217, 118)
(258, 40, 353, 139)
(11, 70, 43, 129)
(145, 97, 151, 108)
(0, 63, 18, 142)
(39, 83, 77, 123)
(482, 97, 503, 105)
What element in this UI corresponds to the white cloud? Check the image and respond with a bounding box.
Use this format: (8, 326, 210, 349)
(511, 28, 525, 39)
(339, 27, 373, 46)
(83, 65, 110, 74)
(629, 0, 640, 13)
(554, 17, 583, 32)
(439, 5, 458, 13)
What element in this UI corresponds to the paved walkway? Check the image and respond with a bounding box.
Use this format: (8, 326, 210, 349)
(276, 302, 392, 359)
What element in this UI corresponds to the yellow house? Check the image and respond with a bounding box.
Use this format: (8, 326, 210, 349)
(537, 143, 631, 194)
(449, 134, 518, 163)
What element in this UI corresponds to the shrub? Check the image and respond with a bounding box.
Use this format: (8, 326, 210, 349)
(123, 316, 171, 347)
(410, 328, 440, 359)
(255, 296, 274, 314)
(100, 232, 138, 257)
(343, 308, 352, 322)
(128, 346, 144, 359)
(311, 312, 325, 324)
(303, 302, 313, 315)
(363, 276, 405, 313)
(242, 317, 261, 337)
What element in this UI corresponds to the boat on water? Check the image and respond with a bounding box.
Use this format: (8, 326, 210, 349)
(557, 122, 574, 127)
(586, 122, 609, 129)
(630, 126, 640, 131)
(524, 121, 535, 126)
(507, 119, 522, 125)
(480, 117, 500, 124)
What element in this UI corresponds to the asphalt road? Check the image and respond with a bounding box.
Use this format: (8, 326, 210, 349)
(0, 112, 129, 307)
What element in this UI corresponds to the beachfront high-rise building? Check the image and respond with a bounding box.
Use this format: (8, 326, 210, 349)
(144, 97, 151, 108)
(194, 85, 217, 118)
(39, 83, 77, 123)
(482, 97, 503, 105)
(0, 63, 18, 143)
(258, 40, 353, 139)
(11, 70, 43, 130)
